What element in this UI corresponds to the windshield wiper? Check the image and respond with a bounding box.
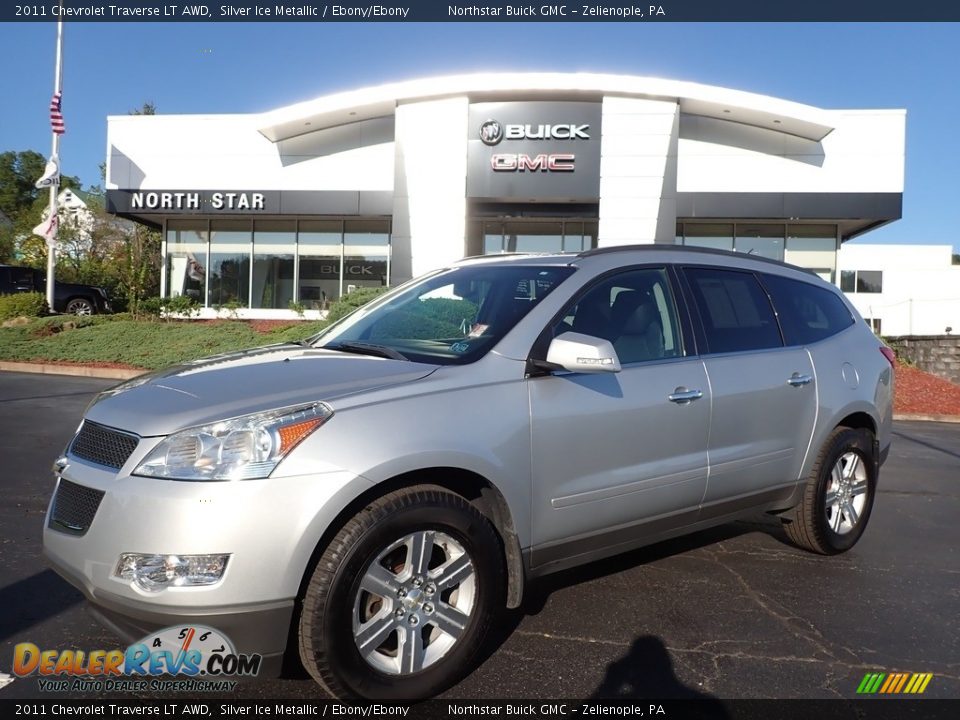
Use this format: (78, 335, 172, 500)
(284, 339, 313, 348)
(326, 341, 408, 361)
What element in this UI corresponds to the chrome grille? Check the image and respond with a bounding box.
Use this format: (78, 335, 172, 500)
(69, 421, 138, 469)
(49, 479, 105, 536)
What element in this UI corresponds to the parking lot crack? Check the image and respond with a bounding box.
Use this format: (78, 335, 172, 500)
(514, 630, 630, 648)
(703, 547, 861, 666)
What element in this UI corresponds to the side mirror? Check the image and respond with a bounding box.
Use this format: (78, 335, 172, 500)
(545, 332, 622, 374)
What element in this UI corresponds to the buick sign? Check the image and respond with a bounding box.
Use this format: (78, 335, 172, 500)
(479, 121, 590, 146)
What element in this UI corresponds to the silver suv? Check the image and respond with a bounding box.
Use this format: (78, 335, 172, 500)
(44, 246, 893, 699)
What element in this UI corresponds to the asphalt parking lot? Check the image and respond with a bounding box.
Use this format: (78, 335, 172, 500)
(0, 371, 957, 701)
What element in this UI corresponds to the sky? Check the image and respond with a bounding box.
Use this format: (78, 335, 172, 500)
(0, 21, 957, 250)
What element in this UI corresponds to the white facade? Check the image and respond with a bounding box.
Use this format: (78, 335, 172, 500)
(103, 73, 907, 318)
(838, 244, 960, 337)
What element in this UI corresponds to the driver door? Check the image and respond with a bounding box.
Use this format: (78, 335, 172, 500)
(526, 267, 711, 572)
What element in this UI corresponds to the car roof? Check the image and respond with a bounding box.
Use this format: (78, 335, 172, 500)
(454, 244, 819, 279)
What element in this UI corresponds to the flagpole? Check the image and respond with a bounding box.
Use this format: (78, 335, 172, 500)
(45, 1, 64, 311)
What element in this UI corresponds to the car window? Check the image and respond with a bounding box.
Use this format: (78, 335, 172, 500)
(683, 267, 782, 354)
(9, 267, 35, 289)
(760, 273, 854, 346)
(554, 268, 682, 364)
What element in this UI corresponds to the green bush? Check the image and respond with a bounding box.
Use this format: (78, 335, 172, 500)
(288, 300, 306, 318)
(325, 286, 391, 323)
(0, 292, 49, 321)
(139, 297, 163, 318)
(162, 294, 200, 318)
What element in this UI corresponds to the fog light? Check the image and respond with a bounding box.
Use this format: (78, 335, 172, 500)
(116, 553, 229, 592)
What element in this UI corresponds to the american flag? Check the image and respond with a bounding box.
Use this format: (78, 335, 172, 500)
(49, 91, 65, 135)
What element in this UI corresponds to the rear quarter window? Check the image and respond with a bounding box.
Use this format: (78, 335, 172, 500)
(683, 267, 783, 354)
(760, 273, 854, 346)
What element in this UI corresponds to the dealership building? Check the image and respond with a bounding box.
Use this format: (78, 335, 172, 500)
(104, 73, 906, 318)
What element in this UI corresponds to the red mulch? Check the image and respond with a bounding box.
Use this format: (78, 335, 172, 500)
(894, 362, 960, 416)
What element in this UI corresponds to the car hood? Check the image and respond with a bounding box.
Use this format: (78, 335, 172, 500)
(84, 344, 439, 437)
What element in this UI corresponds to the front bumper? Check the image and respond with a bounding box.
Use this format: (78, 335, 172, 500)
(42, 452, 371, 670)
(47, 552, 292, 677)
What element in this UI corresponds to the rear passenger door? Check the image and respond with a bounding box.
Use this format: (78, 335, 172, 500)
(680, 266, 817, 511)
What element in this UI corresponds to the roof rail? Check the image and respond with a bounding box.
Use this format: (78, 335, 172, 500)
(578, 243, 817, 275)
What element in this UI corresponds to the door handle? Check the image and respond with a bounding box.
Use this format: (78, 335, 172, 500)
(668, 388, 703, 404)
(787, 373, 813, 387)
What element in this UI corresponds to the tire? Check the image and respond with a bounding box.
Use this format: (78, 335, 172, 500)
(298, 485, 505, 699)
(782, 427, 877, 554)
(65, 297, 94, 315)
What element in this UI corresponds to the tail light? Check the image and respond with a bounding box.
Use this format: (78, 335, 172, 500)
(879, 346, 896, 368)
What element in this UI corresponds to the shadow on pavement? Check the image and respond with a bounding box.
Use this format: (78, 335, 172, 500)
(892, 430, 960, 462)
(589, 635, 728, 711)
(0, 569, 83, 644)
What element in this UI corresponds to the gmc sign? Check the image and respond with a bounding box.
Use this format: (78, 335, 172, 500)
(491, 153, 576, 172)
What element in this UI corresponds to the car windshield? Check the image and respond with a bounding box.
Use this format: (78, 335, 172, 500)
(310, 264, 575, 365)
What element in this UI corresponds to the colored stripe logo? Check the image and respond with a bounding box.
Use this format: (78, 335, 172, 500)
(857, 672, 933, 694)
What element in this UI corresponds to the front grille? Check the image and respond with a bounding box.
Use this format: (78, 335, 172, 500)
(69, 421, 138, 469)
(49, 479, 105, 536)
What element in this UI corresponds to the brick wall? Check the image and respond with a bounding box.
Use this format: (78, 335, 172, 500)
(888, 335, 960, 385)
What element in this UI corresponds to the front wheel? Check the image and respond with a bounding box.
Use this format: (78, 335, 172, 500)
(298, 486, 505, 699)
(782, 427, 877, 554)
(65, 297, 94, 315)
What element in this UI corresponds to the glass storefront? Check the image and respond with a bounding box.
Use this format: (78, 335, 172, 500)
(470, 218, 599, 255)
(163, 218, 390, 309)
(208, 220, 251, 308)
(252, 220, 295, 310)
(165, 220, 208, 303)
(676, 222, 839, 282)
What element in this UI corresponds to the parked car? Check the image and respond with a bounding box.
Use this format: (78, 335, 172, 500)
(0, 264, 111, 315)
(43, 246, 893, 699)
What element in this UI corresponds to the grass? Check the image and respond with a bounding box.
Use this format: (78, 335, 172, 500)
(0, 315, 330, 370)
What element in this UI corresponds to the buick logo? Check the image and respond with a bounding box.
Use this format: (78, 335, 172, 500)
(479, 120, 503, 146)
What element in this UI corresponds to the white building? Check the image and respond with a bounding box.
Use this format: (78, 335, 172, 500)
(41, 187, 96, 247)
(103, 73, 906, 318)
(838, 243, 960, 337)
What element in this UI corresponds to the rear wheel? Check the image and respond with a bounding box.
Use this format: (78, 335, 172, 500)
(298, 486, 505, 699)
(782, 427, 877, 554)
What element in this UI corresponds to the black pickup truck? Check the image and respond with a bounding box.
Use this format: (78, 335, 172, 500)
(0, 264, 112, 315)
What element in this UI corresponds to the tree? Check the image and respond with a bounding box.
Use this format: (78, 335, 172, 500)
(953, 253, 959, 265)
(130, 102, 157, 116)
(0, 150, 46, 221)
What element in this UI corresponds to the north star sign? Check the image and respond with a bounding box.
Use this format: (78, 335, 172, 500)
(131, 191, 266, 210)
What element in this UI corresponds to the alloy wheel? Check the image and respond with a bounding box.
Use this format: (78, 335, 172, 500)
(352, 530, 476, 675)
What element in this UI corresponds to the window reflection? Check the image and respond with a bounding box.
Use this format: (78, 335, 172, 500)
(164, 218, 391, 311)
(208, 220, 250, 308)
(252, 220, 295, 309)
(474, 219, 597, 254)
(166, 220, 207, 302)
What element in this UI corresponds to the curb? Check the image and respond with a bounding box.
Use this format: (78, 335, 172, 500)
(892, 413, 960, 424)
(0, 361, 145, 380)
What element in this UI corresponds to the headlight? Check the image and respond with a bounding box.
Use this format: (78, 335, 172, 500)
(133, 402, 332, 481)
